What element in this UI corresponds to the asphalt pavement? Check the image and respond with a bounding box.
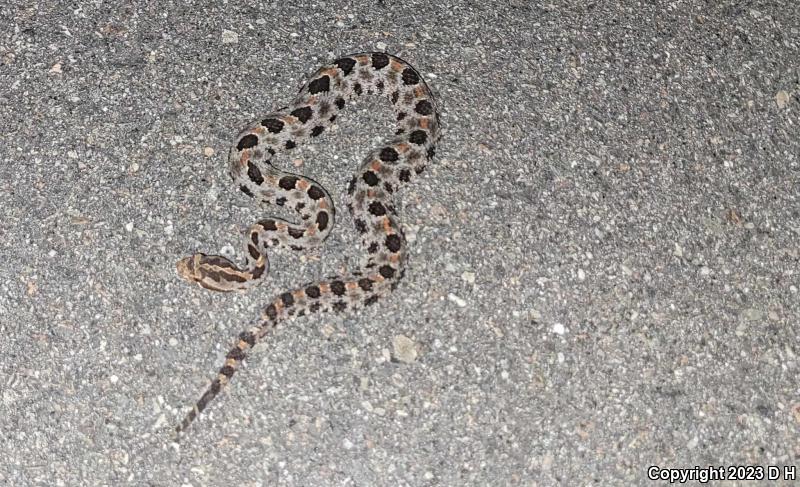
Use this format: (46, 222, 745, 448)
(1, 1, 798, 485)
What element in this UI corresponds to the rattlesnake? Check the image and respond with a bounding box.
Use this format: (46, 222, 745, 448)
(175, 52, 440, 433)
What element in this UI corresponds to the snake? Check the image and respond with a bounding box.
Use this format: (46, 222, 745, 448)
(174, 52, 440, 434)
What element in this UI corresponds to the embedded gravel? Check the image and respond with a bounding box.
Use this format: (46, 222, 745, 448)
(1, 1, 798, 485)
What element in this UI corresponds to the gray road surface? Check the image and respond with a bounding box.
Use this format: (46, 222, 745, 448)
(1, 1, 798, 485)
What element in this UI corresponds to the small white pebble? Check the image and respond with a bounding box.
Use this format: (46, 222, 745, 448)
(447, 293, 467, 307)
(461, 271, 476, 284)
(124, 222, 134, 232)
(129, 162, 139, 172)
(134, 354, 143, 362)
(67, 150, 78, 159)
(49, 62, 62, 73)
(48, 250, 57, 258)
(577, 269, 586, 281)
(552, 323, 566, 335)
(392, 335, 418, 363)
(321, 323, 335, 338)
(168, 338, 178, 347)
(557, 352, 565, 363)
(342, 439, 354, 450)
(109, 375, 119, 384)
(290, 32, 299, 38)
(687, 436, 699, 449)
(221, 29, 238, 44)
(164, 224, 174, 236)
(775, 90, 790, 109)
(376, 41, 387, 50)
(203, 147, 214, 157)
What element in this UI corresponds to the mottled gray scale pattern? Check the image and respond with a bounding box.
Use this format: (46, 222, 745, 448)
(175, 52, 440, 435)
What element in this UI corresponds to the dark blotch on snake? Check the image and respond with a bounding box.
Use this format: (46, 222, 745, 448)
(409, 130, 427, 145)
(402, 68, 420, 85)
(291, 106, 313, 123)
(260, 219, 277, 231)
(308, 75, 330, 94)
(305, 285, 321, 299)
(334, 57, 356, 76)
(354, 219, 367, 233)
(415, 100, 434, 116)
(330, 280, 346, 296)
(379, 147, 399, 162)
(237, 134, 258, 150)
(261, 118, 285, 133)
(247, 162, 264, 184)
(307, 185, 326, 200)
(368, 201, 386, 216)
(227, 347, 245, 361)
(385, 234, 402, 252)
(279, 176, 299, 190)
(379, 265, 396, 279)
(239, 331, 256, 346)
(362, 171, 379, 186)
(371, 53, 389, 69)
(316, 211, 329, 231)
(247, 244, 260, 259)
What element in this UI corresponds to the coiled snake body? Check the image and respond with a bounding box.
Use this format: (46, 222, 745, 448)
(175, 52, 440, 433)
